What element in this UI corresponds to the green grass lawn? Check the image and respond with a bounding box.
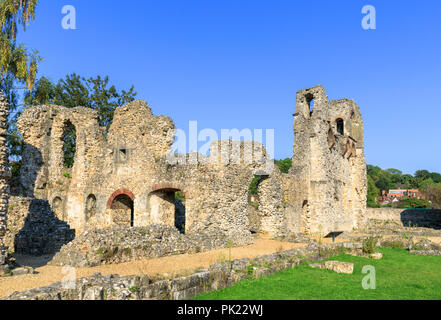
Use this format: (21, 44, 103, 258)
(193, 248, 441, 300)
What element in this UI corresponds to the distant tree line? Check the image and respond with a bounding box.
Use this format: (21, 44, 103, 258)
(248, 161, 441, 210)
(9, 74, 137, 174)
(367, 165, 441, 209)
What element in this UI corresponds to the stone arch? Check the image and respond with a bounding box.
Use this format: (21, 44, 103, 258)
(85, 194, 97, 221)
(336, 118, 344, 135)
(305, 93, 315, 116)
(151, 183, 189, 199)
(106, 189, 135, 227)
(52, 196, 64, 220)
(106, 188, 135, 209)
(149, 183, 188, 233)
(109, 194, 134, 227)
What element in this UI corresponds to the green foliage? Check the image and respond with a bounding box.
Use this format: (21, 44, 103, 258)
(9, 73, 137, 160)
(275, 158, 292, 174)
(395, 197, 431, 209)
(248, 157, 293, 195)
(194, 248, 441, 300)
(362, 236, 377, 254)
(129, 286, 139, 293)
(63, 172, 72, 179)
(175, 191, 185, 201)
(367, 175, 380, 208)
(62, 122, 76, 168)
(10, 160, 20, 177)
(24, 73, 137, 131)
(367, 165, 401, 191)
(366, 164, 441, 208)
(423, 185, 441, 209)
(0, 0, 41, 160)
(248, 175, 263, 195)
(0, 0, 40, 91)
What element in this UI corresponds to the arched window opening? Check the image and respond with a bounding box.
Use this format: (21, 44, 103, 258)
(62, 121, 76, 168)
(336, 118, 344, 135)
(85, 194, 97, 221)
(149, 188, 186, 234)
(52, 197, 64, 220)
(110, 194, 134, 227)
(174, 191, 186, 234)
(305, 93, 315, 116)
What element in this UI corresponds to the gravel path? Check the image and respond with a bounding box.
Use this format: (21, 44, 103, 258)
(0, 239, 306, 298)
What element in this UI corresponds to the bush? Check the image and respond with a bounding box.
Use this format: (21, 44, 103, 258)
(275, 158, 292, 174)
(362, 237, 377, 254)
(10, 161, 21, 178)
(367, 200, 381, 208)
(395, 197, 431, 209)
(249, 176, 263, 195)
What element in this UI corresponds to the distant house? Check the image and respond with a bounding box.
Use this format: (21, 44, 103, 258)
(379, 189, 422, 204)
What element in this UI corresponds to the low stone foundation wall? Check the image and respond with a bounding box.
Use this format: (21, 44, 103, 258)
(49, 225, 252, 267)
(3, 241, 361, 300)
(5, 197, 75, 255)
(365, 208, 441, 229)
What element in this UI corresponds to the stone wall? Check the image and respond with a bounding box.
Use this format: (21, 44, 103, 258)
(17, 101, 274, 245)
(3, 241, 362, 300)
(14, 86, 368, 245)
(365, 208, 441, 229)
(0, 93, 10, 266)
(246, 168, 287, 237)
(49, 225, 240, 267)
(284, 85, 367, 235)
(5, 196, 75, 255)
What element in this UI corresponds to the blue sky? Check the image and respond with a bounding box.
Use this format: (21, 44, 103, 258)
(16, 0, 441, 175)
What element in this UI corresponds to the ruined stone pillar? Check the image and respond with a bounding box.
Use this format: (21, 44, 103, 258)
(0, 92, 10, 266)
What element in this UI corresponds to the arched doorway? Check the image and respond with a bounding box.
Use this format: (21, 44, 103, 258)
(107, 190, 135, 227)
(52, 196, 64, 220)
(150, 184, 187, 234)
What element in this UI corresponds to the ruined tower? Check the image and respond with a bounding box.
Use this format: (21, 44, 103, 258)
(288, 85, 367, 235)
(0, 92, 11, 266)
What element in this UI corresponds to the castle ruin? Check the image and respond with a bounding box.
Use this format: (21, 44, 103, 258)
(7, 85, 366, 249)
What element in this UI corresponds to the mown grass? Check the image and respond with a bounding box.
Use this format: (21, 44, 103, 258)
(193, 248, 441, 300)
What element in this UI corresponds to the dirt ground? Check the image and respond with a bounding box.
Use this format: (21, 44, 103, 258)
(0, 238, 306, 298)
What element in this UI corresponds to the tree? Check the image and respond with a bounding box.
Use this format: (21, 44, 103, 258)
(415, 170, 431, 181)
(248, 175, 262, 195)
(367, 175, 380, 207)
(429, 172, 441, 184)
(395, 197, 431, 209)
(11, 74, 137, 168)
(24, 74, 137, 130)
(423, 185, 441, 209)
(275, 158, 292, 174)
(366, 164, 441, 207)
(0, 0, 40, 91)
(1, 0, 41, 160)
